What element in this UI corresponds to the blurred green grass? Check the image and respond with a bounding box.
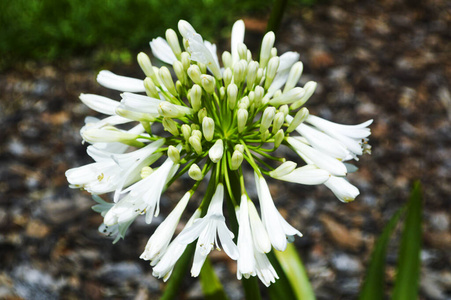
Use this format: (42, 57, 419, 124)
(0, 0, 279, 68)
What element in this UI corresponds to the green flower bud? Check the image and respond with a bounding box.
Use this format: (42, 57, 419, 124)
(237, 108, 248, 133)
(158, 101, 193, 118)
(287, 107, 309, 133)
(230, 150, 244, 170)
(238, 43, 247, 60)
(137, 52, 156, 79)
(270, 47, 277, 57)
(198, 62, 207, 74)
(159, 66, 178, 96)
(198, 108, 207, 124)
(290, 81, 317, 110)
(209, 139, 224, 163)
(238, 96, 249, 110)
(163, 117, 179, 136)
(269, 161, 297, 178)
(168, 145, 180, 163)
(260, 106, 276, 133)
(219, 86, 226, 100)
(227, 83, 238, 110)
(269, 87, 305, 106)
(140, 166, 154, 179)
(272, 112, 285, 134)
(233, 60, 247, 85)
(189, 84, 202, 111)
(264, 56, 280, 90)
(234, 144, 244, 153)
(222, 51, 232, 69)
(254, 86, 264, 107)
(279, 105, 289, 117)
(201, 74, 216, 94)
(192, 129, 202, 139)
(261, 129, 270, 142)
(246, 61, 259, 88)
(165, 29, 182, 58)
(181, 124, 191, 141)
(173, 60, 188, 85)
(181, 52, 191, 70)
(144, 77, 159, 98)
(188, 136, 202, 155)
(202, 116, 215, 141)
(260, 31, 275, 68)
(187, 65, 202, 84)
(256, 68, 264, 85)
(274, 129, 285, 148)
(223, 68, 233, 88)
(188, 164, 203, 181)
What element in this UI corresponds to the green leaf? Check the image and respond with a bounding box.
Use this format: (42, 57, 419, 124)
(199, 257, 229, 300)
(274, 243, 315, 300)
(359, 206, 405, 300)
(392, 181, 422, 300)
(267, 250, 298, 300)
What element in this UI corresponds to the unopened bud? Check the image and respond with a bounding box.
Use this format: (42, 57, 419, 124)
(246, 61, 259, 88)
(187, 65, 202, 84)
(175, 80, 183, 95)
(227, 83, 238, 110)
(219, 86, 226, 100)
(181, 124, 191, 141)
(158, 102, 193, 118)
(279, 105, 289, 117)
(191, 124, 200, 132)
(260, 31, 275, 68)
(230, 150, 244, 170)
(222, 51, 232, 69)
(202, 117, 215, 141)
(260, 107, 276, 133)
(163, 117, 179, 136)
(237, 108, 248, 133)
(256, 68, 264, 85)
(223, 68, 233, 88)
(287, 107, 309, 132)
(159, 67, 177, 96)
(181, 52, 191, 70)
(237, 43, 248, 60)
(198, 108, 207, 124)
(188, 164, 203, 181)
(198, 62, 207, 74)
(189, 84, 202, 111)
(269, 87, 305, 106)
(274, 129, 285, 148)
(264, 56, 280, 89)
(269, 161, 297, 178)
(173, 61, 188, 85)
(233, 60, 247, 84)
(144, 77, 159, 98)
(137, 52, 156, 79)
(272, 112, 285, 133)
(254, 86, 264, 107)
(290, 81, 317, 110)
(168, 145, 180, 163)
(271, 47, 277, 57)
(189, 136, 202, 155)
(201, 74, 215, 94)
(238, 96, 249, 110)
(261, 129, 270, 142)
(192, 129, 202, 139)
(209, 139, 224, 163)
(234, 144, 244, 153)
(284, 62, 303, 93)
(165, 29, 182, 58)
(141, 166, 154, 179)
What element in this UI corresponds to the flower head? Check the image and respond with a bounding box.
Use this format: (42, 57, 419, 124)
(66, 19, 372, 286)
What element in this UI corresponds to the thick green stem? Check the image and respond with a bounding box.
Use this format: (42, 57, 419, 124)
(266, 0, 289, 34)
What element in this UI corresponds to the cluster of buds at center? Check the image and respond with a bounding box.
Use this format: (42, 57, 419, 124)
(66, 20, 372, 286)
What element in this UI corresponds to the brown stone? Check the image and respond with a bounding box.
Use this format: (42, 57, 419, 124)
(25, 219, 51, 238)
(319, 214, 364, 251)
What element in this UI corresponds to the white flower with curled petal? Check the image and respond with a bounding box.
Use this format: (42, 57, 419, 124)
(270, 165, 331, 185)
(79, 94, 120, 115)
(177, 184, 239, 277)
(150, 37, 178, 65)
(255, 172, 302, 251)
(178, 20, 222, 79)
(236, 195, 255, 279)
(96, 70, 145, 92)
(267, 51, 301, 96)
(324, 176, 360, 203)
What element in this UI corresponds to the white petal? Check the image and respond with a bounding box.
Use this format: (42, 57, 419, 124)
(150, 37, 177, 65)
(324, 176, 360, 202)
(79, 94, 119, 115)
(273, 165, 330, 185)
(231, 20, 245, 64)
(97, 70, 145, 92)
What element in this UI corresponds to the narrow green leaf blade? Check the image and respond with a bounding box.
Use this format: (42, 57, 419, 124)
(274, 243, 315, 300)
(392, 181, 423, 300)
(359, 205, 404, 300)
(200, 257, 228, 300)
(267, 250, 298, 300)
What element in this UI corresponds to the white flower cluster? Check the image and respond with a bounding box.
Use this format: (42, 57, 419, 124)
(66, 20, 372, 286)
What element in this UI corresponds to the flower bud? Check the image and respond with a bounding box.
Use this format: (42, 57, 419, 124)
(223, 68, 233, 88)
(198, 62, 207, 74)
(198, 108, 207, 124)
(191, 124, 200, 131)
(188, 164, 203, 181)
(237, 108, 248, 133)
(173, 60, 188, 85)
(227, 83, 238, 110)
(137, 52, 156, 79)
(82, 126, 143, 147)
(260, 31, 275, 68)
(287, 107, 309, 133)
(234, 144, 244, 153)
(271, 47, 277, 57)
(274, 129, 285, 148)
(238, 96, 249, 110)
(163, 117, 179, 136)
(269, 161, 297, 178)
(264, 56, 280, 89)
(222, 51, 232, 69)
(175, 80, 183, 95)
(181, 124, 191, 141)
(141, 166, 154, 179)
(237, 43, 248, 60)
(181, 52, 191, 70)
(230, 150, 244, 170)
(165, 29, 182, 59)
(246, 61, 259, 88)
(159, 67, 177, 96)
(168, 145, 180, 163)
(290, 81, 317, 110)
(233, 60, 247, 85)
(209, 139, 224, 163)
(219, 86, 226, 100)
(261, 129, 270, 142)
(192, 129, 202, 139)
(189, 84, 202, 111)
(201, 74, 215, 94)
(279, 105, 289, 117)
(272, 112, 285, 133)
(187, 65, 202, 84)
(202, 117, 215, 141)
(246, 49, 252, 62)
(260, 106, 276, 133)
(253, 86, 264, 107)
(188, 136, 202, 154)
(269, 87, 305, 106)
(158, 102, 193, 118)
(284, 62, 303, 93)
(256, 68, 264, 85)
(144, 77, 159, 98)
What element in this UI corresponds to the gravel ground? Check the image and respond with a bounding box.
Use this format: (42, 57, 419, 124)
(1, 0, 450, 299)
